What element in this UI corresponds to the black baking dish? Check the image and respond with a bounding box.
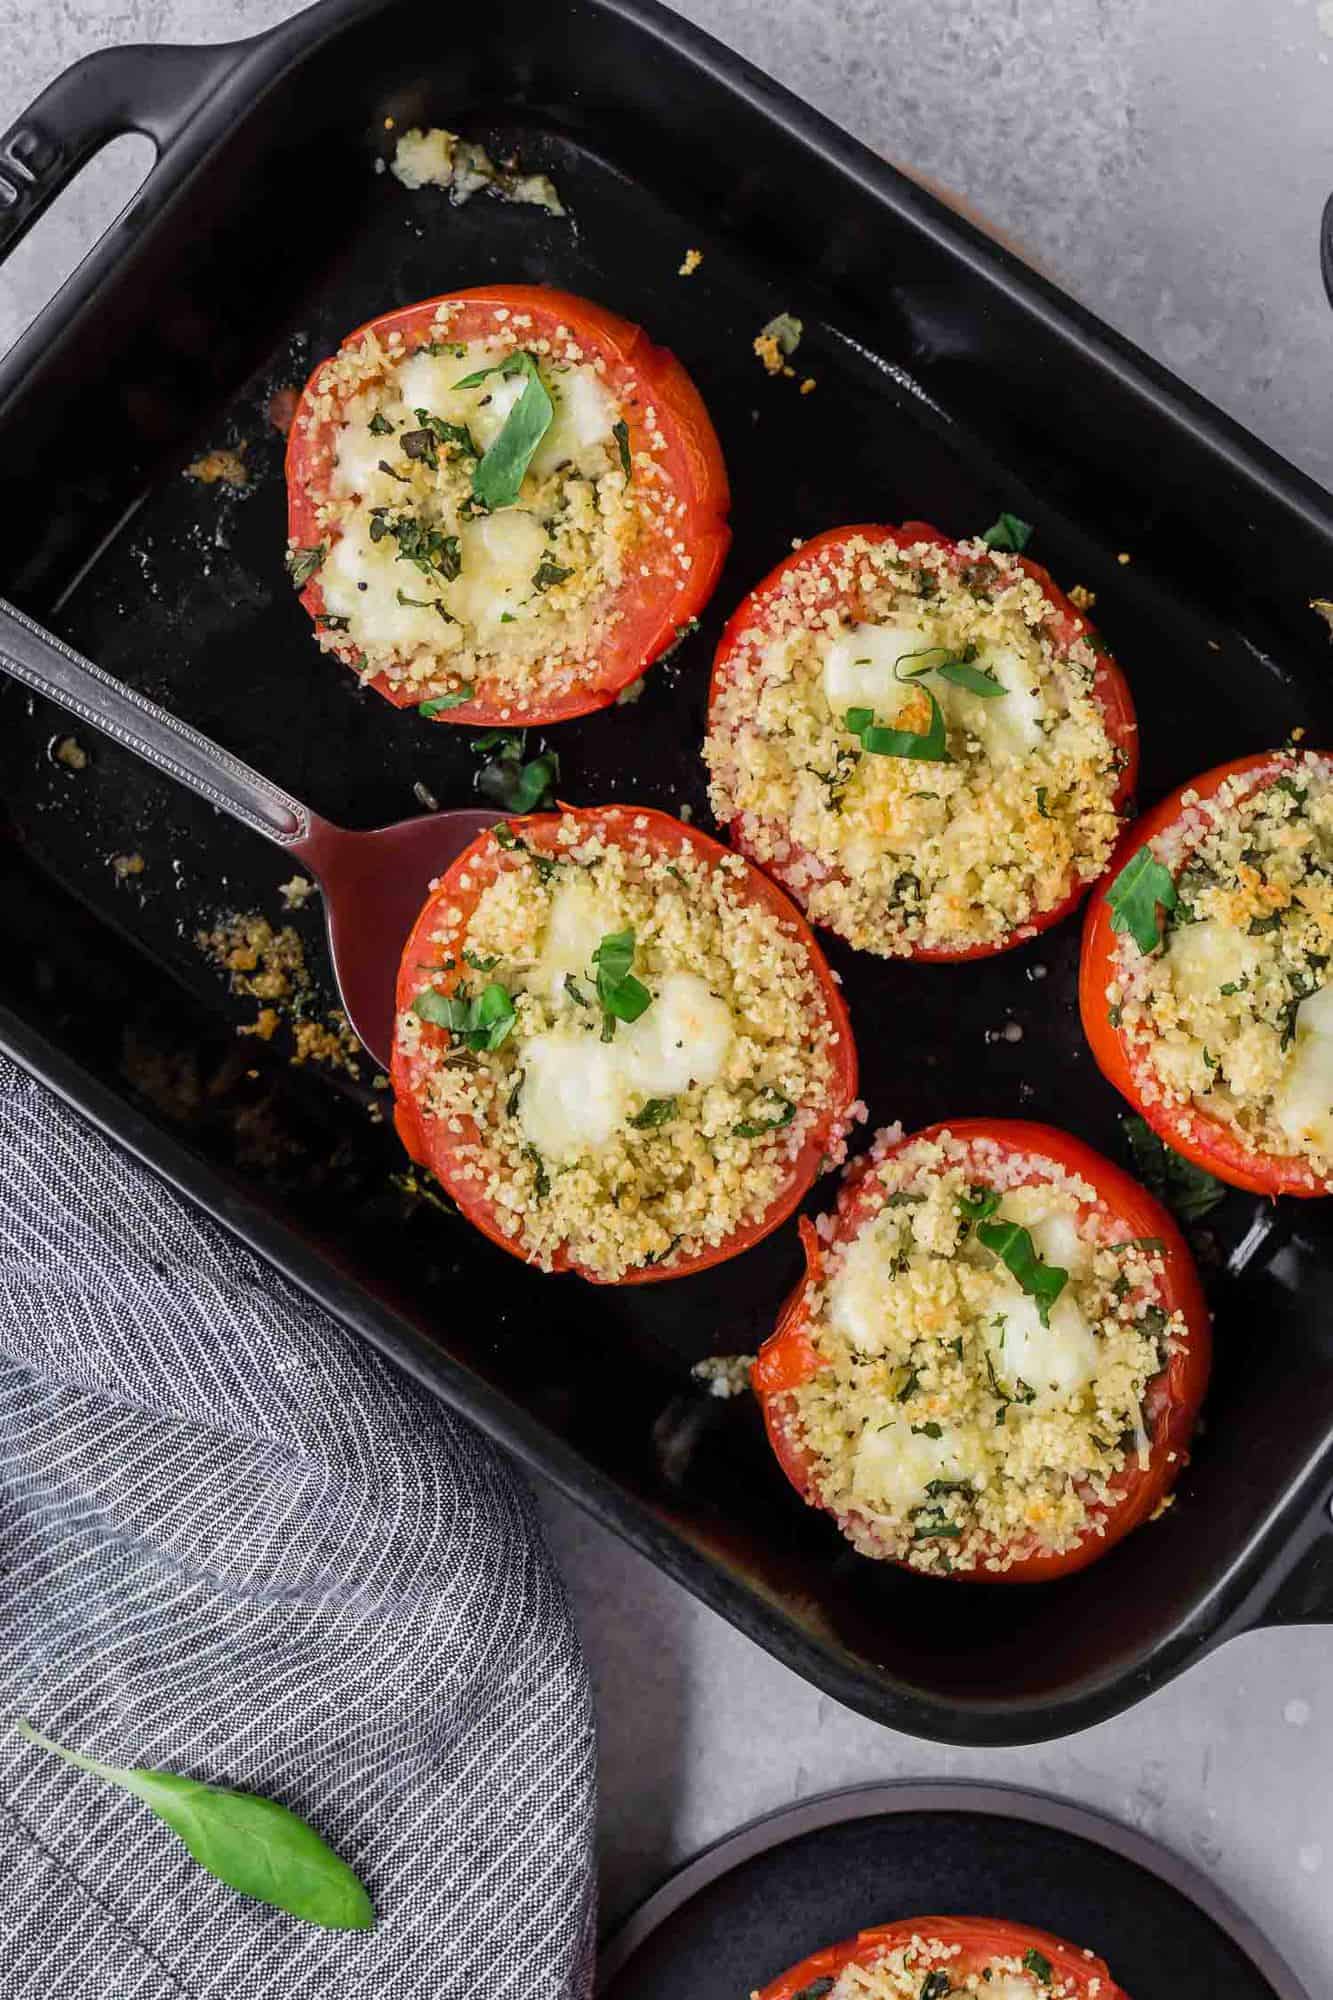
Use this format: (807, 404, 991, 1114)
(3, 0, 1333, 1747)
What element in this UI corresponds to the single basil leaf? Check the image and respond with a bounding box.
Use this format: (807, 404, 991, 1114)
(733, 1091, 797, 1138)
(976, 1217, 1068, 1325)
(920, 1972, 954, 2000)
(760, 311, 803, 356)
(285, 543, 326, 588)
(791, 1981, 835, 2000)
(415, 409, 477, 456)
(956, 1184, 1000, 1220)
(525, 1145, 551, 1198)
(452, 351, 530, 390)
(936, 656, 1005, 697)
(1035, 785, 1051, 818)
(419, 685, 474, 717)
(848, 691, 951, 763)
(367, 411, 394, 436)
(981, 511, 1033, 552)
(1107, 844, 1177, 954)
(593, 930, 653, 1028)
(532, 559, 574, 591)
(14, 1721, 372, 1931)
(1120, 1115, 1228, 1221)
(476, 740, 559, 813)
(400, 426, 439, 470)
(628, 1096, 676, 1129)
(1022, 1947, 1054, 1985)
(471, 354, 554, 510)
(470, 982, 516, 1049)
(414, 988, 459, 1028)
(613, 418, 632, 480)
(591, 929, 636, 987)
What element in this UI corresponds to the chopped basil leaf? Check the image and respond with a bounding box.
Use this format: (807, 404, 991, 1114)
(367, 411, 394, 436)
(920, 1974, 953, 2000)
(791, 1982, 835, 2000)
(372, 513, 461, 581)
(1022, 1948, 1053, 1986)
(462, 949, 499, 972)
(473, 728, 560, 813)
(896, 1364, 922, 1402)
(285, 543, 326, 588)
(377, 458, 409, 482)
(397, 588, 433, 608)
(761, 311, 803, 356)
(532, 558, 575, 591)
(628, 1097, 676, 1129)
(845, 692, 951, 763)
(1107, 843, 1177, 954)
(419, 685, 474, 717)
(1035, 785, 1051, 817)
(1121, 1115, 1228, 1221)
(400, 427, 439, 470)
(981, 511, 1033, 552)
(506, 1070, 524, 1118)
(912, 1421, 943, 1439)
(911, 1511, 963, 1541)
(413, 980, 516, 1051)
(957, 1185, 1000, 1221)
(593, 929, 652, 1035)
(976, 1217, 1068, 1325)
(935, 656, 1005, 697)
(733, 1090, 797, 1139)
(525, 1145, 550, 1198)
(613, 418, 632, 480)
(466, 352, 554, 510)
(415, 409, 477, 457)
(564, 973, 590, 1007)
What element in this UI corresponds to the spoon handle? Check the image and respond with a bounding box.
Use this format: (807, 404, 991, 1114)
(0, 596, 314, 847)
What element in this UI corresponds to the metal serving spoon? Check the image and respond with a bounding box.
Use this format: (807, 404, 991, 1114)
(0, 598, 498, 1069)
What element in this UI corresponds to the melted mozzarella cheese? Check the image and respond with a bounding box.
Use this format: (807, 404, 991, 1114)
(320, 516, 445, 653)
(1166, 917, 1258, 1002)
(392, 344, 612, 474)
(1274, 979, 1333, 1152)
(619, 973, 733, 1096)
(986, 1292, 1097, 1409)
(996, 1185, 1094, 1280)
(950, 643, 1045, 759)
(448, 511, 548, 634)
(822, 622, 934, 716)
(850, 1418, 976, 1512)
(531, 367, 615, 477)
(518, 1025, 626, 1158)
(827, 1223, 895, 1355)
(331, 419, 389, 498)
(524, 875, 622, 1005)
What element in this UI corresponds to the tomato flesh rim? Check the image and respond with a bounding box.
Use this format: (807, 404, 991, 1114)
(751, 1117, 1210, 1582)
(1079, 750, 1333, 1197)
(757, 1913, 1128, 2000)
(389, 804, 859, 1285)
(285, 284, 731, 727)
(706, 521, 1138, 962)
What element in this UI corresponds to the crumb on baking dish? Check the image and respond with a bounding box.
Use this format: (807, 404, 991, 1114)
(691, 1354, 753, 1398)
(754, 312, 803, 379)
(615, 676, 646, 705)
(1117, 551, 1132, 565)
(278, 873, 316, 910)
(678, 247, 703, 276)
(196, 911, 363, 1077)
(1069, 583, 1096, 610)
(111, 853, 145, 881)
(50, 734, 89, 771)
(388, 126, 566, 214)
(185, 445, 249, 488)
(799, 376, 816, 395)
(1311, 596, 1333, 637)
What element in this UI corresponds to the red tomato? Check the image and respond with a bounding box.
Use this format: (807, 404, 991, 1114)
(390, 805, 859, 1284)
(758, 1915, 1129, 2000)
(752, 1118, 1210, 1582)
(707, 522, 1138, 962)
(285, 285, 730, 726)
(1080, 751, 1333, 1197)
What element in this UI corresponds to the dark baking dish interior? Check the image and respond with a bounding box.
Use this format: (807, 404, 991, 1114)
(2, 0, 1332, 1745)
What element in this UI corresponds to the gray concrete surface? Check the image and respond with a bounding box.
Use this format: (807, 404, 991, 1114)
(3, 1, 1332, 1993)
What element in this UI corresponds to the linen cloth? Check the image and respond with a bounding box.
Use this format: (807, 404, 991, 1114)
(0, 1052, 596, 1998)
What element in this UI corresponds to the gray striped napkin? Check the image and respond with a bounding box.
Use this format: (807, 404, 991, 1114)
(0, 1052, 596, 1997)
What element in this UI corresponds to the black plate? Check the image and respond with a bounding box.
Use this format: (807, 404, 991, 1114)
(596, 1782, 1309, 2000)
(1, 0, 1332, 1745)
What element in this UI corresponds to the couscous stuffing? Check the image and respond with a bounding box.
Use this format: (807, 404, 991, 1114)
(391, 810, 857, 1281)
(1106, 753, 1333, 1176)
(768, 1127, 1188, 1574)
(705, 527, 1132, 957)
(756, 1933, 1106, 2000)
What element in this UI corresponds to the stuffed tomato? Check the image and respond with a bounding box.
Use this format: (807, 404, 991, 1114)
(285, 286, 730, 725)
(391, 805, 859, 1283)
(758, 1915, 1128, 2000)
(1081, 749, 1333, 1196)
(753, 1118, 1209, 1579)
(703, 523, 1137, 960)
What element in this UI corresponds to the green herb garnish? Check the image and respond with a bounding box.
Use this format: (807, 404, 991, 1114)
(976, 1218, 1068, 1325)
(628, 1097, 677, 1129)
(458, 352, 554, 510)
(1121, 1115, 1228, 1221)
(592, 930, 652, 1039)
(532, 559, 575, 591)
(733, 1090, 797, 1138)
(368, 411, 394, 436)
(1035, 785, 1051, 818)
(285, 543, 327, 588)
(1022, 1948, 1053, 1985)
(14, 1720, 372, 1930)
(981, 511, 1033, 552)
(957, 1185, 1000, 1221)
(1107, 844, 1177, 954)
(526, 1146, 551, 1198)
(473, 729, 560, 813)
(845, 693, 951, 763)
(920, 1973, 954, 2000)
(613, 418, 632, 480)
(419, 685, 474, 717)
(413, 980, 516, 1051)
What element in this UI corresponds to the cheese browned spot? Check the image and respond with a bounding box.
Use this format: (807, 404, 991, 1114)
(784, 1131, 1177, 1574)
(294, 305, 680, 710)
(1111, 756, 1333, 1175)
(704, 536, 1123, 956)
(395, 821, 847, 1280)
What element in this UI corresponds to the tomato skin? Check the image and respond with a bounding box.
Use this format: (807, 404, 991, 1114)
(1080, 751, 1333, 1197)
(390, 805, 859, 1285)
(707, 521, 1138, 962)
(285, 285, 730, 726)
(753, 1118, 1210, 1582)
(758, 1915, 1128, 2000)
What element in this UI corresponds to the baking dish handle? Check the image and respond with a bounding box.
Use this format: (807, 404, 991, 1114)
(1321, 194, 1333, 311)
(0, 40, 242, 264)
(1247, 1526, 1333, 1626)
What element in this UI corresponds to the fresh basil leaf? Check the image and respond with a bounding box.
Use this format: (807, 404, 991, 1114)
(613, 418, 632, 480)
(285, 543, 327, 588)
(14, 1721, 372, 1931)
(760, 311, 803, 356)
(374, 514, 461, 581)
(1035, 785, 1051, 817)
(473, 729, 560, 813)
(452, 351, 530, 390)
(976, 1217, 1068, 1325)
(1107, 844, 1177, 954)
(593, 930, 652, 1032)
(957, 1184, 1000, 1221)
(920, 1972, 954, 2000)
(628, 1097, 676, 1129)
(912, 1420, 943, 1439)
(1022, 1947, 1054, 1985)
(400, 427, 439, 470)
(911, 1512, 963, 1541)
(733, 1090, 797, 1138)
(936, 656, 1005, 697)
(462, 949, 499, 972)
(413, 988, 461, 1029)
(413, 981, 515, 1051)
(415, 409, 477, 456)
(367, 411, 394, 436)
(981, 511, 1033, 552)
(525, 1145, 550, 1198)
(469, 353, 554, 510)
(1120, 1115, 1228, 1221)
(791, 1981, 835, 2000)
(419, 685, 474, 717)
(532, 559, 574, 591)
(846, 693, 951, 763)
